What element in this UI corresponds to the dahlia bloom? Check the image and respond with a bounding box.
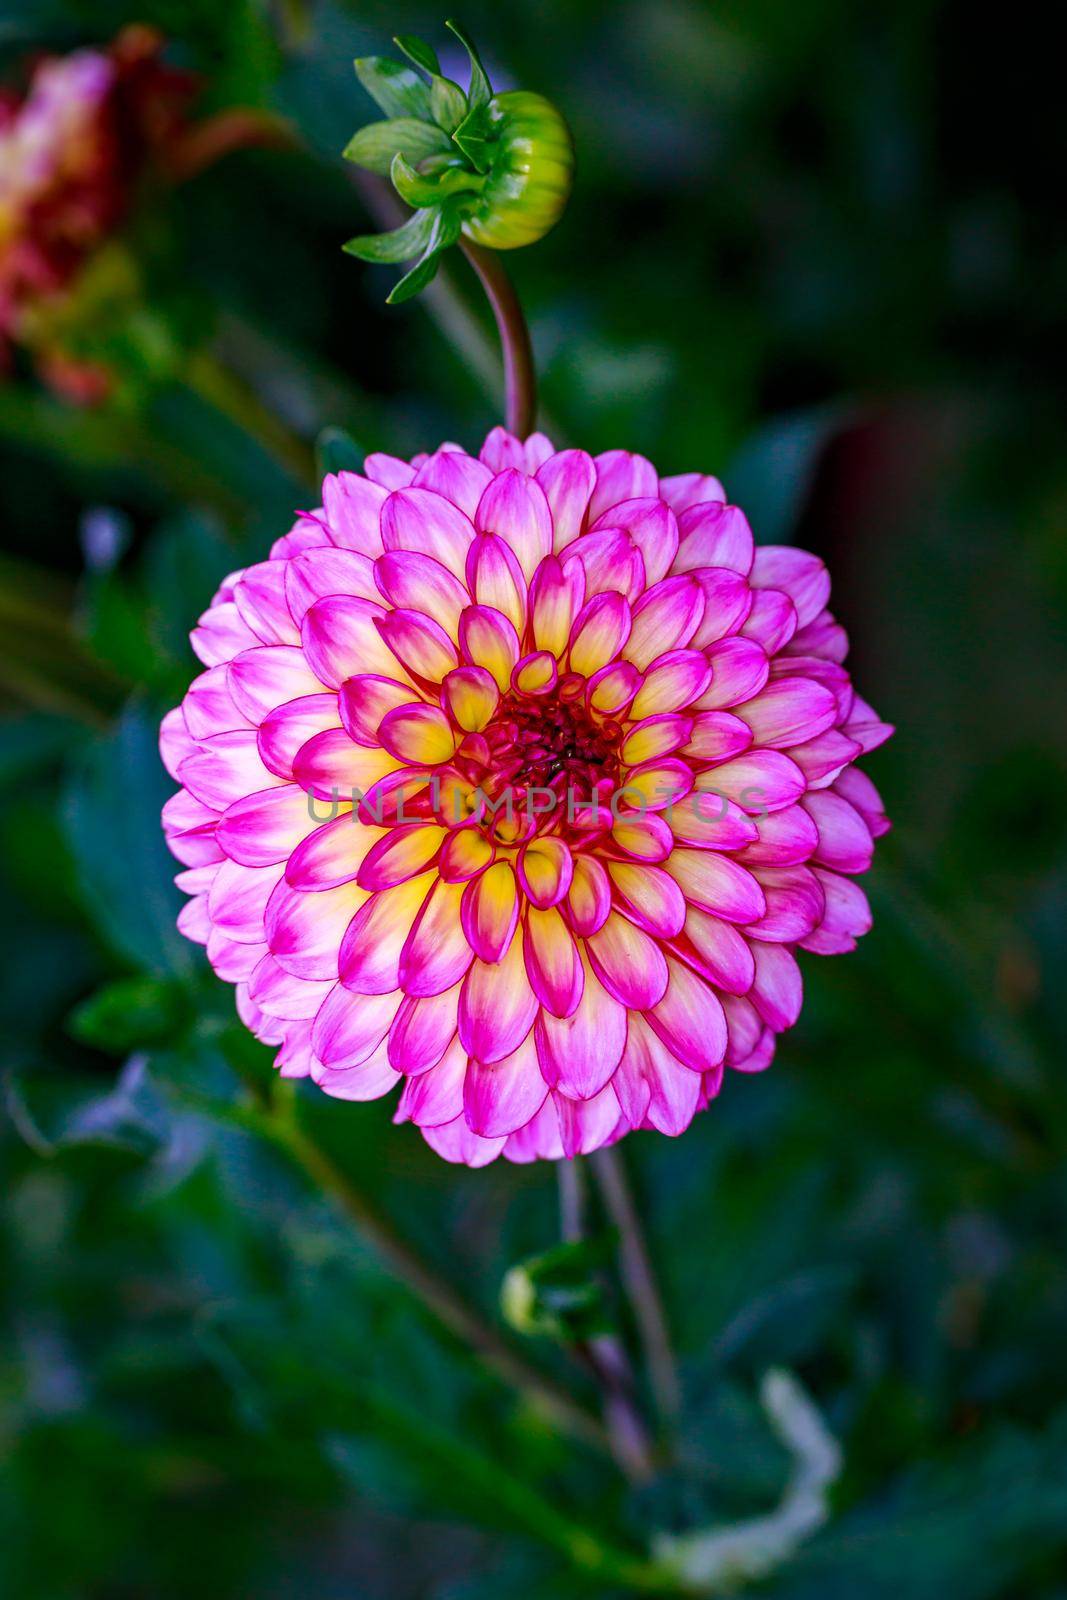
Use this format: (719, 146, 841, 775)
(161, 429, 892, 1165)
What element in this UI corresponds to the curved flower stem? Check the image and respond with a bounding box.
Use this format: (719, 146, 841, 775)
(175, 1083, 609, 1454)
(592, 1147, 682, 1429)
(558, 1159, 658, 1484)
(458, 239, 538, 439)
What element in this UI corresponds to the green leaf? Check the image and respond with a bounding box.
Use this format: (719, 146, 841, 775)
(343, 205, 438, 264)
(393, 34, 441, 76)
(68, 976, 187, 1055)
(500, 1238, 615, 1344)
(386, 210, 462, 305)
(353, 56, 433, 120)
(446, 19, 493, 111)
(342, 117, 452, 175)
(389, 151, 483, 208)
(315, 426, 364, 478)
(452, 102, 496, 173)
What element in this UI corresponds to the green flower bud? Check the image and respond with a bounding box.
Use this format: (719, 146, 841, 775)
(459, 90, 573, 251)
(342, 22, 574, 303)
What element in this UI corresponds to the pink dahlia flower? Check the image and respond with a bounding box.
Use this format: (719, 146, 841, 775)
(161, 429, 892, 1166)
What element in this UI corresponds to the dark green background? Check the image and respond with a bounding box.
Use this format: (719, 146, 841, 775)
(2, 2, 1066, 1596)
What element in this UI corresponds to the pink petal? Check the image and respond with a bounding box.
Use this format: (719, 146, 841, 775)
(314, 1038, 402, 1101)
(321, 472, 388, 554)
(458, 935, 538, 1062)
(398, 879, 473, 995)
(615, 1013, 702, 1136)
(564, 855, 612, 936)
(284, 547, 379, 622)
(529, 554, 586, 656)
(461, 860, 519, 962)
(745, 865, 825, 942)
(292, 728, 397, 801)
(569, 528, 646, 602)
(670, 792, 759, 850)
(232, 562, 299, 646)
(377, 703, 456, 766)
(476, 468, 553, 582)
(419, 1117, 505, 1166)
(800, 868, 872, 954)
(740, 588, 798, 654)
(608, 812, 674, 863)
(338, 675, 415, 746)
(666, 848, 766, 923)
(248, 953, 333, 1020)
(207, 858, 283, 942)
(479, 426, 527, 472)
(412, 448, 493, 517)
(536, 449, 596, 550)
(311, 982, 400, 1067)
(607, 861, 687, 937)
(387, 984, 461, 1073)
(569, 592, 632, 677)
(162, 789, 223, 867)
(736, 677, 838, 749)
(674, 503, 754, 576)
(458, 604, 521, 691)
(689, 568, 753, 648)
(217, 784, 319, 866)
(802, 790, 874, 873)
(363, 453, 415, 491)
(588, 450, 658, 523)
(258, 693, 342, 780)
(301, 595, 398, 688)
(587, 910, 668, 1008)
(705, 751, 806, 814)
(750, 546, 830, 629)
(697, 636, 770, 709)
(160, 707, 194, 781)
(523, 907, 584, 1016)
(183, 664, 252, 740)
(464, 533, 527, 633)
(464, 1034, 549, 1137)
(647, 957, 727, 1071)
(833, 767, 890, 838)
(535, 954, 627, 1098)
(266, 877, 367, 980)
(658, 472, 726, 515)
(285, 814, 383, 891)
(179, 730, 282, 810)
(396, 1037, 467, 1126)
(735, 802, 819, 866)
(228, 645, 325, 725)
(381, 486, 476, 577)
(554, 1084, 625, 1159)
(749, 942, 802, 1031)
(376, 608, 460, 685)
(673, 906, 755, 995)
(356, 823, 445, 891)
(624, 575, 704, 670)
(682, 710, 753, 764)
(591, 498, 678, 585)
(190, 600, 259, 668)
(844, 693, 894, 754)
(631, 649, 712, 719)
(375, 549, 469, 637)
(338, 872, 437, 993)
(788, 730, 863, 787)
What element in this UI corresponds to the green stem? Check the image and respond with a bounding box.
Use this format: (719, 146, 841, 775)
(458, 238, 538, 439)
(557, 1159, 658, 1484)
(592, 1146, 682, 1429)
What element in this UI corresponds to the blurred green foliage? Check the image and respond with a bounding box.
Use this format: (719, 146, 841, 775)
(2, 2, 1066, 1597)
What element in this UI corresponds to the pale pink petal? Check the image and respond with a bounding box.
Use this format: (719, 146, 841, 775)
(568, 528, 646, 602)
(631, 650, 712, 719)
(314, 1038, 402, 1100)
(591, 498, 678, 585)
(750, 546, 830, 629)
(266, 877, 367, 980)
(338, 872, 437, 993)
(682, 710, 753, 764)
(376, 608, 460, 685)
(179, 730, 283, 810)
(697, 636, 770, 709)
(363, 453, 416, 491)
(673, 906, 755, 995)
(523, 906, 584, 1017)
(586, 911, 668, 1008)
(321, 471, 388, 554)
(464, 1034, 549, 1137)
(284, 547, 379, 621)
(624, 575, 704, 670)
(183, 664, 252, 740)
(217, 784, 319, 866)
(659, 472, 726, 515)
(745, 865, 825, 942)
(301, 595, 399, 688)
(375, 549, 469, 638)
(647, 957, 727, 1072)
(704, 751, 806, 814)
(357, 823, 446, 890)
(160, 707, 194, 780)
(554, 1083, 624, 1158)
(479, 426, 527, 472)
(311, 983, 400, 1067)
(380, 487, 476, 576)
(292, 728, 397, 801)
(387, 984, 461, 1073)
(734, 802, 819, 866)
(536, 954, 627, 1098)
(476, 468, 553, 582)
(749, 942, 803, 1031)
(207, 858, 283, 942)
(258, 694, 341, 779)
(800, 869, 872, 954)
(285, 814, 384, 891)
(191, 601, 259, 667)
(536, 448, 596, 550)
(228, 645, 325, 724)
(740, 588, 798, 654)
(607, 861, 687, 938)
(458, 935, 538, 1062)
(674, 502, 754, 576)
(802, 789, 875, 873)
(396, 1037, 467, 1126)
(398, 879, 473, 995)
(464, 533, 527, 633)
(736, 677, 838, 749)
(232, 562, 299, 645)
(588, 449, 658, 523)
(412, 448, 492, 517)
(666, 848, 766, 923)
(338, 675, 415, 746)
(615, 1013, 702, 1136)
(689, 569, 753, 648)
(248, 953, 333, 1019)
(569, 592, 632, 677)
(833, 767, 890, 838)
